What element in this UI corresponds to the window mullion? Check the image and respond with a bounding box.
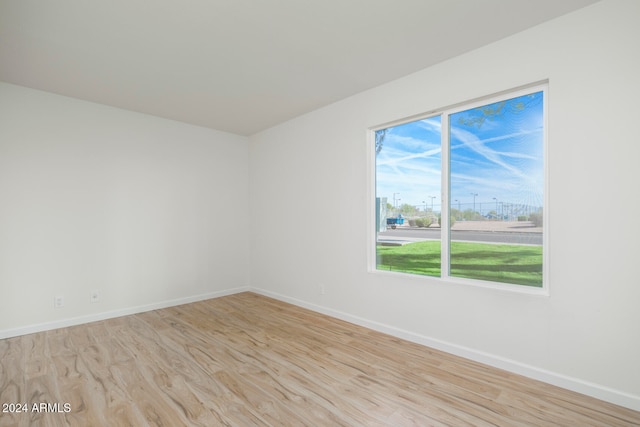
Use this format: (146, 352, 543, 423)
(440, 113, 450, 279)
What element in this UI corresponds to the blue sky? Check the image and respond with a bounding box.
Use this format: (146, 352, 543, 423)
(376, 91, 544, 214)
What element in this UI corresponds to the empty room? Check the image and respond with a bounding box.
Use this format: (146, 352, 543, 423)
(1, 0, 640, 425)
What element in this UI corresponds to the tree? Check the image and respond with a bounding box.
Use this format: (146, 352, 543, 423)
(398, 203, 419, 217)
(375, 129, 387, 155)
(529, 209, 543, 227)
(461, 209, 483, 221)
(456, 94, 539, 128)
(450, 207, 461, 220)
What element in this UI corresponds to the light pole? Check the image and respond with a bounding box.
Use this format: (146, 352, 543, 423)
(393, 193, 400, 208)
(471, 193, 478, 214)
(454, 199, 460, 219)
(429, 196, 436, 212)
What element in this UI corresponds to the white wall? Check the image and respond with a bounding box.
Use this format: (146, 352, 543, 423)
(249, 0, 640, 410)
(0, 82, 250, 337)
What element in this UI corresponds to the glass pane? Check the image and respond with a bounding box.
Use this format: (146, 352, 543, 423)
(449, 91, 544, 287)
(375, 116, 441, 277)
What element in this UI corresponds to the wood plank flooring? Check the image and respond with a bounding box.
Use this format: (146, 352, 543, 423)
(1, 292, 639, 426)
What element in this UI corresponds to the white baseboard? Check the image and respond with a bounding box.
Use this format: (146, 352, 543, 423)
(0, 286, 250, 340)
(251, 287, 640, 412)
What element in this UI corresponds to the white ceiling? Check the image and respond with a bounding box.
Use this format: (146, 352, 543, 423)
(0, 0, 599, 136)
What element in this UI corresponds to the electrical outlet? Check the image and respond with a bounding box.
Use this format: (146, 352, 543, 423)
(90, 290, 101, 303)
(54, 295, 64, 308)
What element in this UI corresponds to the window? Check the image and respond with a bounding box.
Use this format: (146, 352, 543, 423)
(374, 85, 547, 291)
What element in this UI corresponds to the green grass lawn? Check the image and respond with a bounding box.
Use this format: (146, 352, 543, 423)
(377, 241, 542, 287)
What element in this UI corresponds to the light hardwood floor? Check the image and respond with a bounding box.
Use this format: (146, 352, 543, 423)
(1, 292, 639, 426)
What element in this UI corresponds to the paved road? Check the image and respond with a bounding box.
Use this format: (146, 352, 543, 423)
(379, 227, 542, 245)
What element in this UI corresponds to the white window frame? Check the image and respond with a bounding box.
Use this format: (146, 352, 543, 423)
(368, 83, 549, 296)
